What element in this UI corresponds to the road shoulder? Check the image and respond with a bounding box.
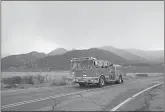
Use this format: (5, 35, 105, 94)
(118, 84, 164, 111)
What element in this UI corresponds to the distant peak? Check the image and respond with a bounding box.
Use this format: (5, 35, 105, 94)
(29, 51, 46, 54)
(101, 45, 116, 48)
(48, 48, 67, 56)
(56, 48, 67, 50)
(100, 46, 118, 50)
(29, 51, 38, 53)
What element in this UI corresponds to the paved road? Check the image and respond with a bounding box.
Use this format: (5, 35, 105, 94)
(1, 75, 164, 111)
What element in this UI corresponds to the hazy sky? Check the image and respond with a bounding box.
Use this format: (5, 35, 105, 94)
(2, 1, 164, 57)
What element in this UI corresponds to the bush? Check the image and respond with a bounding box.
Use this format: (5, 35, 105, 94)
(20, 75, 45, 86)
(135, 74, 148, 77)
(17, 84, 32, 89)
(36, 75, 45, 84)
(3, 76, 22, 86)
(28, 75, 34, 84)
(20, 76, 34, 84)
(2, 74, 67, 89)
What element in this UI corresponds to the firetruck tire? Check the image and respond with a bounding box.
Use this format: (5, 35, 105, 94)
(98, 76, 105, 88)
(79, 83, 86, 87)
(116, 75, 123, 84)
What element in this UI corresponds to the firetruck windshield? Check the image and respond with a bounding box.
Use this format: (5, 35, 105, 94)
(71, 61, 83, 70)
(71, 60, 93, 70)
(81, 60, 93, 70)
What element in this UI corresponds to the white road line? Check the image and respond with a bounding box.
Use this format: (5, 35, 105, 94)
(1, 89, 95, 109)
(110, 82, 164, 111)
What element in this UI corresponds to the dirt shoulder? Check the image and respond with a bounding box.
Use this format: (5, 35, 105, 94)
(144, 84, 164, 111)
(119, 83, 164, 111)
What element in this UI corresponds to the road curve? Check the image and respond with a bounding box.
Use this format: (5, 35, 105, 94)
(1, 75, 164, 111)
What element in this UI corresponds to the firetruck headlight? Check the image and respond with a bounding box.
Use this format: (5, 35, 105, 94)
(83, 74, 87, 77)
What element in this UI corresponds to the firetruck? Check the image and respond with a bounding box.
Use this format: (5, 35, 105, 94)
(70, 57, 124, 87)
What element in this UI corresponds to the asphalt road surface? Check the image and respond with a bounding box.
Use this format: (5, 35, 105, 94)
(1, 75, 164, 111)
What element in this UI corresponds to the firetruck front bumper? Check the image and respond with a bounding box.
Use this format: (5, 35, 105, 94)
(73, 77, 99, 84)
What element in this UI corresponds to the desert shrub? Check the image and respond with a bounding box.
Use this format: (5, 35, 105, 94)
(28, 75, 34, 84)
(2, 76, 22, 87)
(135, 73, 148, 77)
(19, 75, 36, 85)
(32, 76, 39, 87)
(20, 76, 29, 84)
(36, 75, 45, 84)
(18, 84, 32, 89)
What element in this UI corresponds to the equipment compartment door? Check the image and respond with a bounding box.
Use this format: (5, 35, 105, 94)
(109, 66, 115, 80)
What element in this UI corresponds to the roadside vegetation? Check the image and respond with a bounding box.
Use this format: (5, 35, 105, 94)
(1, 73, 74, 91)
(135, 73, 148, 77)
(1, 66, 164, 91)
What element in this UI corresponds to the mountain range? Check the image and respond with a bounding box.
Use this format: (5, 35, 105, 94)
(99, 46, 164, 64)
(1, 46, 164, 72)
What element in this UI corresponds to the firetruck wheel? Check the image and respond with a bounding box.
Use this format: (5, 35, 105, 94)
(116, 75, 123, 84)
(98, 76, 105, 88)
(79, 83, 86, 87)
